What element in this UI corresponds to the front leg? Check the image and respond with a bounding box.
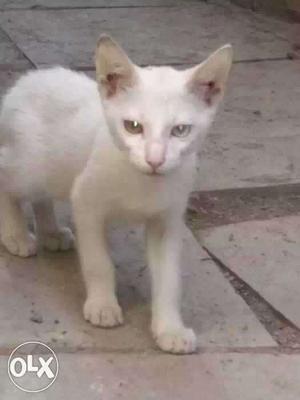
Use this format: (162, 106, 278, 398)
(33, 199, 74, 252)
(146, 213, 197, 354)
(0, 192, 37, 257)
(72, 192, 123, 328)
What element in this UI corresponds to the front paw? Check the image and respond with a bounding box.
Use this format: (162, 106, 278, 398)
(1, 232, 37, 257)
(83, 297, 124, 328)
(42, 227, 75, 252)
(153, 327, 197, 354)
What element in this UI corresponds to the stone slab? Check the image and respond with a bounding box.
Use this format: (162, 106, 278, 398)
(1, 353, 300, 399)
(213, 0, 300, 44)
(0, 3, 294, 68)
(0, 29, 32, 69)
(179, 228, 275, 346)
(195, 59, 300, 190)
(0, 220, 274, 352)
(201, 215, 300, 328)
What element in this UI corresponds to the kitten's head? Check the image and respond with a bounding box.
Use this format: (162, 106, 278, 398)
(96, 35, 233, 175)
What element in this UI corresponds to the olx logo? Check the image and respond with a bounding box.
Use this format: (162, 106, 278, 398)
(8, 342, 59, 392)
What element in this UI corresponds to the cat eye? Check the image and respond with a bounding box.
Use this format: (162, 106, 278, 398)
(123, 120, 144, 134)
(171, 124, 192, 138)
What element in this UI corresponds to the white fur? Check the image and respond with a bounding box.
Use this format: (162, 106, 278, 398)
(0, 38, 232, 353)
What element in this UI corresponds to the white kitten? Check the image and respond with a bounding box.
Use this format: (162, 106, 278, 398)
(0, 35, 232, 353)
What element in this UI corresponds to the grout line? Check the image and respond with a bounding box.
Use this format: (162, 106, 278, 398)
(234, 56, 290, 64)
(0, 54, 290, 74)
(72, 56, 291, 72)
(0, 345, 299, 357)
(0, 65, 33, 71)
(203, 246, 300, 347)
(190, 182, 300, 198)
(0, 55, 291, 74)
(0, 4, 201, 11)
(0, 26, 37, 69)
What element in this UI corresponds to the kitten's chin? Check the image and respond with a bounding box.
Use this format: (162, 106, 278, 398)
(135, 166, 162, 176)
(144, 170, 164, 176)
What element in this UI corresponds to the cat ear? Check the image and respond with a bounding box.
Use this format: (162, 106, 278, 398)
(187, 44, 233, 106)
(95, 34, 136, 98)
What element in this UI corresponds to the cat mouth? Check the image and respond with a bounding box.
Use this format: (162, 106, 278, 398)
(144, 169, 163, 176)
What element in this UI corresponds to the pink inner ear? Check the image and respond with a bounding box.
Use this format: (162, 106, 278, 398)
(191, 80, 221, 106)
(105, 73, 120, 97)
(204, 81, 221, 106)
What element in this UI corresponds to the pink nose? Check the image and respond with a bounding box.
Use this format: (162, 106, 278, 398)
(146, 158, 164, 170)
(145, 141, 166, 170)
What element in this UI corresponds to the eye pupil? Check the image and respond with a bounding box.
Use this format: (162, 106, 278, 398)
(171, 124, 191, 138)
(123, 120, 143, 134)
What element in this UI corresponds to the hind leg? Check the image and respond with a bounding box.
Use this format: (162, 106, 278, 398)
(0, 192, 37, 257)
(33, 199, 74, 252)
